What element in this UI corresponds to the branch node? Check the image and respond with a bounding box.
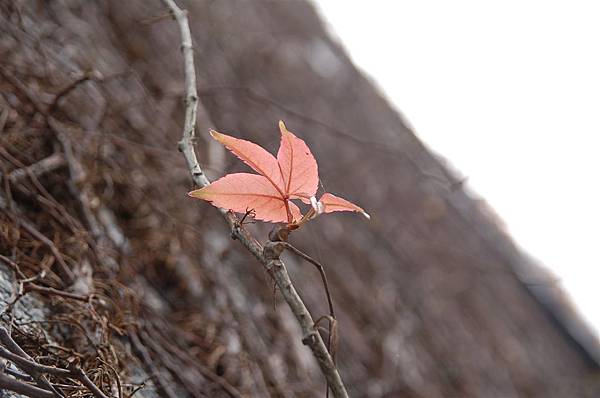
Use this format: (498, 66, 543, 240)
(263, 241, 285, 261)
(302, 330, 318, 346)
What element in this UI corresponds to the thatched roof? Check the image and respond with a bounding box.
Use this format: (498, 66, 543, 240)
(0, 1, 598, 396)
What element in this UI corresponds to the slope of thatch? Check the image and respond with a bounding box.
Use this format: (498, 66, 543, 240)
(0, 1, 598, 397)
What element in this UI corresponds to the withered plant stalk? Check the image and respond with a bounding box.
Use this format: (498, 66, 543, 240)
(160, 0, 349, 396)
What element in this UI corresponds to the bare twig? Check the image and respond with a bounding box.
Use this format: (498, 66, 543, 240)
(0, 327, 110, 398)
(0, 106, 9, 134)
(139, 12, 172, 25)
(160, 1, 349, 396)
(24, 283, 91, 302)
(7, 153, 66, 183)
(0, 146, 84, 234)
(47, 71, 100, 115)
(0, 69, 104, 243)
(0, 372, 55, 398)
(278, 241, 335, 318)
(126, 378, 150, 398)
(127, 386, 146, 398)
(3, 366, 33, 382)
(277, 240, 338, 398)
(17, 217, 75, 284)
(0, 327, 65, 397)
(98, 357, 123, 398)
(314, 315, 339, 364)
(0, 254, 26, 279)
(138, 328, 208, 398)
(67, 364, 110, 398)
(144, 323, 244, 398)
(128, 328, 178, 398)
(0, 345, 71, 378)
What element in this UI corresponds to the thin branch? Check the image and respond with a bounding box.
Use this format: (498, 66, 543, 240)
(0, 146, 84, 235)
(160, 1, 349, 396)
(277, 241, 339, 398)
(0, 372, 55, 398)
(0, 177, 74, 284)
(0, 327, 109, 398)
(278, 241, 335, 318)
(0, 254, 26, 279)
(0, 327, 65, 397)
(98, 357, 123, 398)
(47, 71, 101, 115)
(24, 283, 91, 302)
(144, 323, 244, 398)
(128, 328, 178, 398)
(138, 328, 210, 398)
(7, 153, 66, 183)
(67, 364, 110, 398)
(17, 217, 75, 284)
(3, 366, 34, 381)
(0, 346, 71, 378)
(139, 12, 172, 25)
(0, 106, 8, 134)
(126, 380, 149, 398)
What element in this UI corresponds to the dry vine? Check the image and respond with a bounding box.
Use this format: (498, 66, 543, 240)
(0, 68, 129, 397)
(160, 0, 349, 396)
(1, 14, 256, 397)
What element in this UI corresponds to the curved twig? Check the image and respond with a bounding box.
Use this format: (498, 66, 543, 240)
(278, 241, 335, 319)
(276, 240, 338, 398)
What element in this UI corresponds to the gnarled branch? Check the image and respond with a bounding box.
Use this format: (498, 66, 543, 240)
(160, 0, 349, 396)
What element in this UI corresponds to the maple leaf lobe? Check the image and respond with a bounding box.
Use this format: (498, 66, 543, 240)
(188, 173, 301, 223)
(319, 193, 371, 219)
(277, 121, 319, 200)
(209, 129, 284, 192)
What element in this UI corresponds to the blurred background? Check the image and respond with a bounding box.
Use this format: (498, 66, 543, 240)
(315, 0, 600, 339)
(1, 1, 599, 397)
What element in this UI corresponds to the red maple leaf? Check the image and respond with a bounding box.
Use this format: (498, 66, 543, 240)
(188, 121, 369, 224)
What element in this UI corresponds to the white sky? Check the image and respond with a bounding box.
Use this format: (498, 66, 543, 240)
(315, 1, 600, 334)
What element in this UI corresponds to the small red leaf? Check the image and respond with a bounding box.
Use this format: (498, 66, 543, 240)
(319, 193, 370, 219)
(189, 122, 368, 225)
